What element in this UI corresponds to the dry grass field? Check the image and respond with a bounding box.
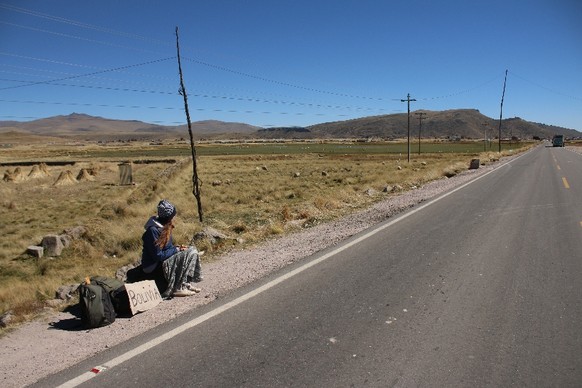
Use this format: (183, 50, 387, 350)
(0, 139, 532, 330)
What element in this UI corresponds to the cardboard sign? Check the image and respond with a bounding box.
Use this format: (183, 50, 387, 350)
(124, 280, 162, 315)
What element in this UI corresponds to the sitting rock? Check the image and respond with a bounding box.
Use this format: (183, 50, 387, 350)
(117, 262, 140, 282)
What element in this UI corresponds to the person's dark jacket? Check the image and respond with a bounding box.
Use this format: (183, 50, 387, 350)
(141, 216, 178, 273)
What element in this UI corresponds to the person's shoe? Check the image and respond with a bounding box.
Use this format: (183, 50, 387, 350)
(173, 288, 196, 297)
(183, 283, 201, 293)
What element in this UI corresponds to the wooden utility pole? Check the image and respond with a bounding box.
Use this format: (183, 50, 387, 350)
(414, 112, 427, 155)
(176, 27, 203, 222)
(498, 69, 508, 153)
(401, 93, 416, 162)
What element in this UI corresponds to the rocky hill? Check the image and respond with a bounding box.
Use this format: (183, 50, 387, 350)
(306, 109, 581, 140)
(0, 110, 579, 142)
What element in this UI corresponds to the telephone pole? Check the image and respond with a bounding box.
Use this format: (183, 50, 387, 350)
(415, 112, 427, 155)
(401, 93, 416, 162)
(176, 27, 203, 222)
(498, 69, 508, 153)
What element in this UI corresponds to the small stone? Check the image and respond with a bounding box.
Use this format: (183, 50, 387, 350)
(0, 310, 13, 328)
(27, 245, 44, 258)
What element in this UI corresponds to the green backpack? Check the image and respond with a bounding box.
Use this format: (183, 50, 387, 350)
(78, 276, 124, 329)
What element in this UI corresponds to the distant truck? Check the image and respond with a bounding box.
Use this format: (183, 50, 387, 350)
(552, 135, 565, 147)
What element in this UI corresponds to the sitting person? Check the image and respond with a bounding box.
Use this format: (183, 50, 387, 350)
(141, 199, 203, 297)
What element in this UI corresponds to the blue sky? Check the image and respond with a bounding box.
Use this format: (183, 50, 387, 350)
(1, 0, 581, 131)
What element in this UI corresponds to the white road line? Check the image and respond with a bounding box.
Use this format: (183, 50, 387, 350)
(58, 151, 528, 387)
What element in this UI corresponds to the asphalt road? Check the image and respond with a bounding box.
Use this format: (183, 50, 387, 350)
(40, 145, 582, 387)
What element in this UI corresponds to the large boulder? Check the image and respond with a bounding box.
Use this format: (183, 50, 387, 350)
(41, 235, 64, 257)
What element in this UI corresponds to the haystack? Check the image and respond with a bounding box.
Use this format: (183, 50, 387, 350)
(28, 165, 42, 178)
(3, 168, 26, 182)
(76, 168, 95, 181)
(28, 164, 47, 178)
(3, 171, 13, 182)
(39, 163, 50, 176)
(53, 170, 77, 186)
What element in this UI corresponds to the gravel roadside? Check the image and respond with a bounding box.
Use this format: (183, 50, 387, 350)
(0, 151, 526, 387)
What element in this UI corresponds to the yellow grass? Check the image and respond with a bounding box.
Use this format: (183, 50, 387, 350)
(0, 141, 532, 330)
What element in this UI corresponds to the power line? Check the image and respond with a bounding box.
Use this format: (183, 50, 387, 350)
(0, 57, 175, 91)
(1, 3, 537, 110)
(0, 98, 358, 121)
(0, 2, 171, 47)
(183, 56, 387, 102)
(0, 21, 165, 56)
(0, 72, 391, 115)
(509, 70, 581, 102)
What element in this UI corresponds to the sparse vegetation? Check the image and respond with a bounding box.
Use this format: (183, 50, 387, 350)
(0, 139, 533, 330)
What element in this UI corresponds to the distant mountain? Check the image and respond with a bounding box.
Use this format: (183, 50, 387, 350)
(0, 110, 579, 142)
(307, 109, 581, 140)
(0, 113, 260, 141)
(175, 120, 261, 137)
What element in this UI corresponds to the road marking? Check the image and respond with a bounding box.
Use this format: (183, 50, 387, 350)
(562, 177, 570, 189)
(57, 150, 531, 388)
(556, 164, 561, 170)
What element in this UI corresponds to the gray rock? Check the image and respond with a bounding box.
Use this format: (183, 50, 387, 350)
(116, 262, 139, 282)
(59, 234, 71, 248)
(192, 227, 228, 245)
(45, 299, 65, 308)
(469, 159, 480, 169)
(41, 235, 64, 257)
(26, 245, 44, 258)
(0, 310, 13, 328)
(63, 226, 87, 240)
(55, 284, 78, 300)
